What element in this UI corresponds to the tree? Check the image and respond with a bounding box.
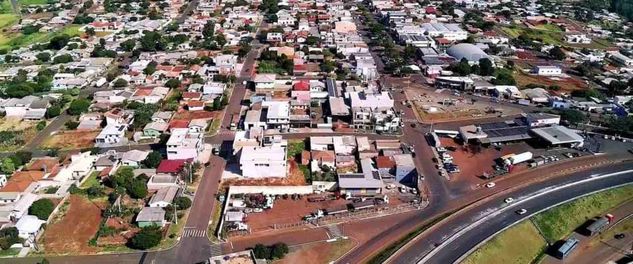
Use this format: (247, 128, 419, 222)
(253, 244, 272, 259)
(29, 199, 55, 220)
(478, 58, 495, 76)
(549, 46, 566, 60)
(36, 52, 51, 63)
(140, 31, 166, 52)
(174, 197, 192, 210)
(451, 58, 472, 76)
(202, 21, 215, 40)
(48, 34, 71, 50)
(1, 158, 15, 174)
(165, 79, 181, 89)
(143, 151, 162, 168)
(491, 71, 516, 85)
(86, 27, 96, 36)
(215, 34, 227, 47)
(67, 99, 90, 115)
(46, 105, 62, 118)
(128, 179, 148, 199)
(53, 54, 74, 64)
(65, 120, 80, 130)
(113, 78, 128, 88)
(130, 226, 162, 249)
(36, 121, 47, 131)
(559, 109, 586, 126)
(133, 103, 159, 129)
(143, 61, 157, 75)
(270, 243, 289, 259)
(120, 39, 137, 52)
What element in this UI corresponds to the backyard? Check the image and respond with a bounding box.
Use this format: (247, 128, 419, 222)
(0, 23, 81, 50)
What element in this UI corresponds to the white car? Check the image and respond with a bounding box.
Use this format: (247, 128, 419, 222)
(504, 197, 514, 203)
(400, 186, 407, 193)
(485, 182, 496, 188)
(516, 209, 527, 215)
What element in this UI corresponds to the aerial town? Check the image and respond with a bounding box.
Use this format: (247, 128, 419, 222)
(0, 0, 631, 263)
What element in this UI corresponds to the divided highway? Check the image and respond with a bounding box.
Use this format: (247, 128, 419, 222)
(387, 162, 633, 264)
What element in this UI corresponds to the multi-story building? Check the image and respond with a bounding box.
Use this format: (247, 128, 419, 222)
(166, 129, 204, 160)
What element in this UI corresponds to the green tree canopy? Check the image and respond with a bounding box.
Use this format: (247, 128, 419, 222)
(29, 199, 55, 220)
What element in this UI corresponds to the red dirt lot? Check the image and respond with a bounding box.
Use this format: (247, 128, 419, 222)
(439, 137, 531, 185)
(246, 197, 349, 232)
(42, 195, 104, 254)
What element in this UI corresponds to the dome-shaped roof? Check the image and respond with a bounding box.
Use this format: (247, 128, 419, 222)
(447, 43, 489, 62)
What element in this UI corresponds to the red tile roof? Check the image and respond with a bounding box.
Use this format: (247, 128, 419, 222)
(293, 81, 310, 91)
(157, 159, 189, 174)
(375, 156, 395, 169)
(169, 119, 190, 129)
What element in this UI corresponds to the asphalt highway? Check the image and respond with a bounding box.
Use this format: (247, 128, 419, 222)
(388, 162, 633, 264)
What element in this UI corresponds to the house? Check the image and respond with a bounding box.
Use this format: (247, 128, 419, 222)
(156, 159, 187, 174)
(202, 82, 226, 95)
(148, 186, 180, 207)
(310, 150, 336, 172)
(0, 192, 20, 204)
(1, 96, 49, 120)
(532, 65, 562, 76)
(121, 150, 150, 167)
(15, 215, 45, 245)
(152, 111, 173, 123)
(261, 101, 290, 130)
(565, 33, 591, 44)
(239, 146, 287, 178)
(147, 173, 180, 190)
(0, 171, 45, 193)
(166, 129, 204, 160)
(53, 151, 96, 182)
(267, 32, 283, 42)
(349, 92, 400, 132)
(393, 154, 417, 185)
(337, 158, 383, 195)
(253, 74, 276, 90)
(144, 122, 169, 138)
(188, 119, 208, 134)
(94, 154, 119, 172)
(95, 124, 127, 145)
(136, 207, 167, 227)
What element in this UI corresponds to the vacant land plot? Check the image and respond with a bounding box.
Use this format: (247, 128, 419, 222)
(19, 0, 49, 5)
(275, 239, 355, 264)
(407, 88, 522, 123)
(246, 197, 349, 232)
(463, 221, 546, 264)
(514, 70, 589, 93)
(0, 24, 81, 50)
(0, 118, 38, 151)
(41, 195, 103, 254)
(41, 130, 99, 150)
(531, 185, 633, 243)
(500, 26, 563, 45)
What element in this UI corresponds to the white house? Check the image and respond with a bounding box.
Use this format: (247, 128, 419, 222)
(53, 151, 96, 182)
(239, 146, 287, 178)
(532, 65, 562, 76)
(564, 33, 591, 44)
(95, 124, 127, 145)
(166, 129, 204, 160)
(121, 150, 150, 167)
(15, 215, 45, 245)
(148, 186, 179, 208)
(253, 74, 276, 90)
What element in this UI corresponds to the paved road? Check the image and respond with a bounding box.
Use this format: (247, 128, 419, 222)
(388, 162, 633, 264)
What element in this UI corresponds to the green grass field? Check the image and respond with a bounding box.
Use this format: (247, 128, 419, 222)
(0, 24, 81, 50)
(0, 0, 13, 13)
(80, 171, 100, 189)
(531, 184, 633, 243)
(462, 221, 546, 264)
(500, 25, 564, 45)
(19, 0, 50, 5)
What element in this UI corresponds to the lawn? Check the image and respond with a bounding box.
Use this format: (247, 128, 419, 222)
(0, 248, 19, 257)
(534, 23, 562, 32)
(19, 0, 50, 5)
(499, 26, 563, 45)
(0, 14, 18, 29)
(462, 221, 546, 264)
(80, 171, 100, 189)
(0, 0, 13, 13)
(286, 140, 305, 159)
(531, 184, 633, 243)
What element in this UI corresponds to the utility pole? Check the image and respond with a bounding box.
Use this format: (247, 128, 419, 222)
(174, 204, 177, 224)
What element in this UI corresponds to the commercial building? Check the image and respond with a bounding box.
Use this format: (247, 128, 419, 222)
(338, 158, 383, 195)
(239, 146, 287, 178)
(166, 129, 204, 160)
(530, 125, 584, 148)
(446, 43, 490, 64)
(532, 65, 562, 76)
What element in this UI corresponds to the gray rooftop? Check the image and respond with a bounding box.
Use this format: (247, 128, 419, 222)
(136, 207, 166, 222)
(530, 125, 584, 145)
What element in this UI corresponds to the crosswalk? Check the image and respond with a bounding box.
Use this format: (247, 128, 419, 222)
(183, 228, 207, 238)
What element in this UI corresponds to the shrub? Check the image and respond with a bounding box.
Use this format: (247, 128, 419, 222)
(29, 199, 55, 220)
(130, 226, 162, 249)
(174, 197, 192, 210)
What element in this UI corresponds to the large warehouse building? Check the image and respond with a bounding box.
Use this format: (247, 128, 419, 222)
(447, 43, 490, 64)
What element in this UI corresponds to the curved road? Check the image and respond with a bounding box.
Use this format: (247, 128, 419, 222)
(387, 162, 633, 264)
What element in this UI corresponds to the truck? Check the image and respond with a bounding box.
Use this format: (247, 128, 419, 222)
(585, 214, 614, 236)
(230, 114, 240, 130)
(503, 151, 533, 165)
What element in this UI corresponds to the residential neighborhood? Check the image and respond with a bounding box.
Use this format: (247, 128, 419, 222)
(0, 0, 632, 263)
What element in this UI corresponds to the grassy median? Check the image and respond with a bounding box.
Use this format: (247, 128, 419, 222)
(531, 184, 633, 243)
(463, 184, 633, 263)
(462, 221, 546, 264)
